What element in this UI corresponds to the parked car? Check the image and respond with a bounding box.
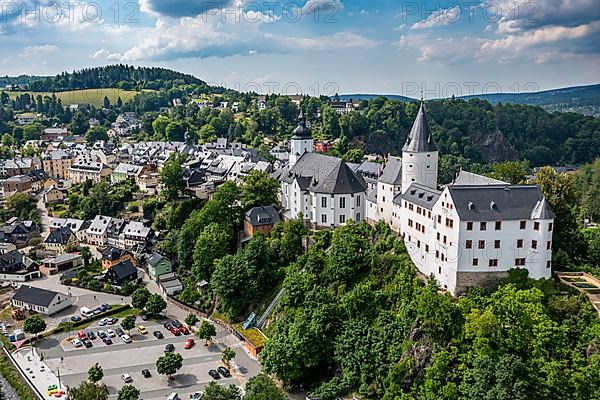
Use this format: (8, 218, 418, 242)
(170, 327, 181, 336)
(77, 330, 87, 340)
(71, 315, 82, 322)
(97, 330, 107, 339)
(141, 313, 150, 321)
(137, 325, 148, 335)
(217, 367, 231, 378)
(115, 327, 124, 336)
(208, 370, 220, 380)
(102, 337, 112, 345)
(167, 393, 180, 400)
(107, 317, 118, 325)
(165, 343, 175, 353)
(86, 331, 96, 340)
(121, 334, 132, 344)
(106, 329, 116, 337)
(163, 321, 173, 330)
(121, 373, 132, 383)
(93, 308, 102, 316)
(180, 326, 190, 335)
(171, 320, 183, 329)
(142, 369, 151, 378)
(82, 339, 93, 348)
(153, 331, 164, 339)
(184, 338, 195, 349)
(71, 339, 82, 347)
(190, 392, 204, 400)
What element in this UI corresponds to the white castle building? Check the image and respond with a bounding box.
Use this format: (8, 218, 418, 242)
(276, 103, 554, 295)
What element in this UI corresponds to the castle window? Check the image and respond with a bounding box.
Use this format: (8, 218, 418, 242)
(465, 240, 472, 249)
(472, 258, 479, 266)
(548, 222, 553, 231)
(340, 197, 346, 209)
(438, 215, 442, 224)
(517, 239, 523, 248)
(321, 197, 327, 208)
(436, 250, 439, 258)
(478, 240, 485, 249)
(547, 241, 552, 250)
(425, 244, 429, 252)
(356, 196, 361, 207)
(466, 221, 473, 231)
(547, 260, 552, 268)
(480, 222, 487, 231)
(494, 240, 501, 249)
(495, 221, 502, 230)
(339, 215, 346, 224)
(520, 220, 527, 229)
(436, 232, 440, 240)
(438, 266, 441, 274)
(489, 259, 498, 267)
(515, 258, 526, 266)
(532, 240, 538, 250)
(534, 222, 540, 231)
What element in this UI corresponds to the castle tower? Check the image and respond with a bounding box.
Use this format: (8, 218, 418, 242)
(401, 101, 438, 193)
(289, 110, 313, 167)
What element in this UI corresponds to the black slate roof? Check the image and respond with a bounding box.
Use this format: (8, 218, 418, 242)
(101, 246, 127, 261)
(108, 260, 137, 280)
(379, 156, 403, 185)
(280, 152, 367, 194)
(448, 185, 555, 221)
(398, 182, 442, 210)
(13, 285, 60, 307)
(291, 110, 312, 139)
(45, 227, 73, 244)
(403, 102, 438, 153)
(246, 206, 281, 226)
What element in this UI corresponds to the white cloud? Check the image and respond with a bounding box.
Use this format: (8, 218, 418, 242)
(90, 48, 109, 59)
(301, 0, 344, 15)
(18, 44, 58, 58)
(411, 5, 461, 30)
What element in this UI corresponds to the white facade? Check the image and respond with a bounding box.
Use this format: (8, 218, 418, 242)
(401, 150, 438, 194)
(289, 137, 313, 167)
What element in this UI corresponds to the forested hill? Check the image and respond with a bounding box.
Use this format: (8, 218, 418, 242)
(11, 65, 220, 92)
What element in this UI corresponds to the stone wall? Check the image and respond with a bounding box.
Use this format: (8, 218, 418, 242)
(455, 271, 509, 295)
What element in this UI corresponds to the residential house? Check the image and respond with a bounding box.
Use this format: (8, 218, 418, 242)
(42, 149, 74, 179)
(2, 175, 32, 197)
(123, 221, 152, 249)
(68, 158, 112, 183)
(104, 260, 139, 286)
(42, 186, 66, 204)
(0, 250, 40, 281)
(11, 285, 74, 315)
(101, 246, 135, 270)
(44, 226, 78, 254)
(85, 215, 111, 246)
(147, 252, 173, 281)
(158, 272, 183, 295)
(244, 206, 280, 238)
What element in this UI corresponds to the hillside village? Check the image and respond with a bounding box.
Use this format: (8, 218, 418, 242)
(0, 68, 599, 400)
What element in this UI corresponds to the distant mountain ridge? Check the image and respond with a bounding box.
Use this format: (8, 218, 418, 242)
(338, 84, 600, 116)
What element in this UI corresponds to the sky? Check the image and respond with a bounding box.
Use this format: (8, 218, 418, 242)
(0, 0, 599, 97)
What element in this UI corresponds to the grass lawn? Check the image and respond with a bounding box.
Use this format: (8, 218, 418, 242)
(7, 88, 139, 107)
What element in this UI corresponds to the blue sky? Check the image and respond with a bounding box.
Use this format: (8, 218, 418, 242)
(1, 0, 599, 96)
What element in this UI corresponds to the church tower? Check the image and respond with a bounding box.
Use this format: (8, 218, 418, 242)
(401, 101, 438, 193)
(289, 110, 313, 167)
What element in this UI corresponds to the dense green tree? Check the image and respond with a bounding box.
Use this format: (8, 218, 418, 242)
(156, 352, 183, 379)
(69, 111, 90, 135)
(488, 160, 528, 184)
(131, 288, 151, 310)
(221, 347, 235, 366)
(192, 223, 231, 280)
(145, 294, 167, 315)
(116, 385, 140, 400)
(87, 363, 104, 383)
(23, 315, 46, 337)
(67, 382, 108, 400)
(159, 155, 185, 201)
(84, 125, 109, 145)
(121, 315, 136, 333)
(184, 313, 199, 327)
(203, 382, 241, 400)
(197, 320, 217, 345)
(240, 170, 280, 210)
(243, 374, 286, 400)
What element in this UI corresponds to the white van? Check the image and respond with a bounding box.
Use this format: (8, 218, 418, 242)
(80, 307, 93, 318)
(167, 393, 180, 400)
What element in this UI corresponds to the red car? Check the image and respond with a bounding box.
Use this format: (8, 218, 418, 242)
(184, 338, 195, 349)
(180, 326, 190, 335)
(170, 327, 181, 336)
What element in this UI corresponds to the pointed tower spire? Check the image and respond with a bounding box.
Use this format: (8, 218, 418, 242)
(292, 109, 311, 139)
(403, 101, 437, 152)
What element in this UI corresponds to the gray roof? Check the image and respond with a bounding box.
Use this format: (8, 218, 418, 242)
(379, 156, 403, 185)
(13, 285, 63, 308)
(279, 152, 367, 194)
(531, 197, 554, 219)
(397, 182, 441, 209)
(245, 206, 281, 226)
(448, 185, 555, 221)
(403, 102, 437, 153)
(452, 170, 507, 186)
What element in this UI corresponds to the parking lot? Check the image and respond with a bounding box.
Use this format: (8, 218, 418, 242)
(37, 318, 253, 399)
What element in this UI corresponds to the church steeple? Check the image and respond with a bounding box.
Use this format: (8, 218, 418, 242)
(289, 109, 314, 167)
(403, 101, 437, 153)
